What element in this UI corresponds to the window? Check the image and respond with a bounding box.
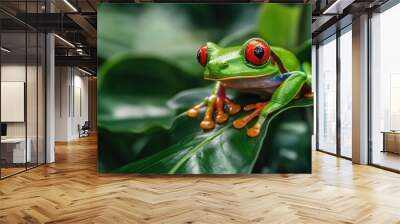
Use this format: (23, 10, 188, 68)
(370, 3, 400, 171)
(339, 27, 352, 158)
(317, 35, 337, 154)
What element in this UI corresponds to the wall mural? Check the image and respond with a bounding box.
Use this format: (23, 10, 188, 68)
(97, 3, 313, 174)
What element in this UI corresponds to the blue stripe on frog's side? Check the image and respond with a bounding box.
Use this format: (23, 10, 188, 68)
(271, 72, 292, 84)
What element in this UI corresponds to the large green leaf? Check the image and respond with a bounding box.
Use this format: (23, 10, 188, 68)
(97, 55, 206, 172)
(98, 54, 206, 134)
(218, 26, 257, 47)
(97, 4, 207, 75)
(112, 95, 313, 174)
(98, 128, 172, 172)
(253, 106, 313, 173)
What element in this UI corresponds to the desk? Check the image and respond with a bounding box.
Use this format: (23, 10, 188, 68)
(1, 138, 31, 163)
(382, 131, 400, 154)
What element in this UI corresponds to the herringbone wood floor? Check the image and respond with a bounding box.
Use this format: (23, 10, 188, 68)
(1, 135, 400, 224)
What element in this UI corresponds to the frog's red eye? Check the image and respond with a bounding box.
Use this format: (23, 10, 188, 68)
(197, 45, 208, 66)
(245, 39, 270, 66)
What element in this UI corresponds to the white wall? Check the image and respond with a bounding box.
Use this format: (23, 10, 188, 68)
(55, 67, 89, 141)
(55, 66, 69, 141)
(72, 73, 89, 138)
(1, 65, 26, 144)
(1, 65, 33, 138)
(1, 63, 46, 164)
(1, 82, 25, 122)
(1, 65, 25, 133)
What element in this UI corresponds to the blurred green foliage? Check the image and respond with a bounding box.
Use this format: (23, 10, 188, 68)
(98, 3, 312, 174)
(112, 93, 312, 174)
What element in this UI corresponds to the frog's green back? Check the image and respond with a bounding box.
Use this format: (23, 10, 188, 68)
(271, 47, 300, 72)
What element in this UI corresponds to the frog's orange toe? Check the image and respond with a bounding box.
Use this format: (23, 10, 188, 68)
(247, 125, 261, 138)
(233, 119, 247, 129)
(200, 120, 215, 130)
(224, 98, 241, 115)
(187, 109, 199, 118)
(230, 104, 241, 115)
(244, 104, 256, 111)
(244, 102, 265, 111)
(216, 112, 228, 124)
(233, 102, 266, 130)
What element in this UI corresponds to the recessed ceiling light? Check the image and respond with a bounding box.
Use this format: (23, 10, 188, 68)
(322, 0, 354, 15)
(63, 0, 78, 12)
(54, 34, 75, 48)
(1, 47, 11, 53)
(78, 67, 93, 76)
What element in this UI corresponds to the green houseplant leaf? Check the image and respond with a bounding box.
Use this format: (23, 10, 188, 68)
(112, 90, 313, 174)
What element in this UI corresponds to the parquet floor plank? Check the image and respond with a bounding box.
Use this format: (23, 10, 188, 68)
(0, 135, 399, 223)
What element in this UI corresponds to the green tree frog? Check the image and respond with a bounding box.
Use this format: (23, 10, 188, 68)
(187, 38, 312, 138)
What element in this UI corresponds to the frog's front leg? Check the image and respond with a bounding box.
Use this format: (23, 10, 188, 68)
(187, 82, 241, 130)
(234, 71, 309, 137)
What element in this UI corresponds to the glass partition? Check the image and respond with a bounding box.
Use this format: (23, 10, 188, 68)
(0, 2, 46, 179)
(1, 30, 27, 177)
(26, 0, 41, 170)
(317, 35, 337, 154)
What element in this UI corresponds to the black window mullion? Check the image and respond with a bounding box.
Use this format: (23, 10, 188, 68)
(36, 0, 39, 168)
(0, 21, 2, 179)
(315, 44, 320, 151)
(367, 11, 373, 165)
(24, 0, 28, 171)
(336, 28, 341, 157)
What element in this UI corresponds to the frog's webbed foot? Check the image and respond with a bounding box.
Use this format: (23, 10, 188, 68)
(224, 97, 241, 115)
(233, 102, 268, 137)
(187, 94, 241, 130)
(187, 97, 208, 118)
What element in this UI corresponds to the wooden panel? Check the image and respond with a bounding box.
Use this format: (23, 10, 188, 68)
(385, 132, 400, 154)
